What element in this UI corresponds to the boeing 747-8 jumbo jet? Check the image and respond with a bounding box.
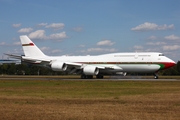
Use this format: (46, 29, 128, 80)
(6, 35, 176, 79)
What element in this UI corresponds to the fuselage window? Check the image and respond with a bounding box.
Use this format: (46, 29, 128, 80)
(159, 54, 165, 56)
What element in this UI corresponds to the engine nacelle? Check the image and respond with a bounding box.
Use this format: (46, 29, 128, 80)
(83, 65, 99, 75)
(51, 61, 68, 71)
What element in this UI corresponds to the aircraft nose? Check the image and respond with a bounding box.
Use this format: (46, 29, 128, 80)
(171, 61, 176, 67)
(164, 60, 176, 69)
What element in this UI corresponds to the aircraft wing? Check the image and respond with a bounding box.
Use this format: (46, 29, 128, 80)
(65, 62, 122, 70)
(95, 65, 122, 70)
(5, 53, 123, 74)
(63, 62, 123, 74)
(11, 54, 123, 71)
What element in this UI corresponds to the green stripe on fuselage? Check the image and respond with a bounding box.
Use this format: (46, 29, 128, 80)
(158, 64, 165, 70)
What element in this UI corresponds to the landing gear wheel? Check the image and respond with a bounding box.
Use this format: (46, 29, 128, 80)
(81, 75, 93, 79)
(154, 73, 159, 79)
(86, 75, 93, 79)
(81, 75, 86, 79)
(96, 74, 104, 79)
(154, 75, 158, 79)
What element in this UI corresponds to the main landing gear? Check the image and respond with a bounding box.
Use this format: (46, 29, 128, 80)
(81, 74, 104, 79)
(96, 74, 103, 79)
(81, 75, 93, 79)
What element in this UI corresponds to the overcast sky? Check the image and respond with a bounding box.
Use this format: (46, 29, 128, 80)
(0, 0, 180, 61)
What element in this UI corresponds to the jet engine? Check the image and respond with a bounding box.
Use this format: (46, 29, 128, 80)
(51, 61, 68, 71)
(83, 65, 99, 75)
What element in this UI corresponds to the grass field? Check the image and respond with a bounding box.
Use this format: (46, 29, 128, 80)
(0, 76, 180, 120)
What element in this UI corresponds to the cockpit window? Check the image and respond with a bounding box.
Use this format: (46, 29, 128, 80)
(159, 54, 164, 56)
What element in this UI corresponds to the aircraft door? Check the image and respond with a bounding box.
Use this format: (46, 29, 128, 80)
(135, 52, 138, 59)
(148, 58, 151, 66)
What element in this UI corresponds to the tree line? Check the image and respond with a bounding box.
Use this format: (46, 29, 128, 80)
(0, 63, 64, 75)
(0, 61, 180, 76)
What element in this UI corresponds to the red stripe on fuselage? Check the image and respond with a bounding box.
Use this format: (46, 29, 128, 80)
(161, 62, 176, 70)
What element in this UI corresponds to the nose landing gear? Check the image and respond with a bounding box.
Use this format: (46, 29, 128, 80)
(154, 73, 158, 79)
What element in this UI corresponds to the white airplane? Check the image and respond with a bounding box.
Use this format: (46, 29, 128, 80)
(6, 35, 176, 79)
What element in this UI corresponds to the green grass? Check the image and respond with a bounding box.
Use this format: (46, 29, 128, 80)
(0, 80, 180, 99)
(0, 78, 180, 120)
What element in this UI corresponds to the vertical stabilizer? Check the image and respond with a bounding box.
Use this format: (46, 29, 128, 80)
(20, 35, 45, 57)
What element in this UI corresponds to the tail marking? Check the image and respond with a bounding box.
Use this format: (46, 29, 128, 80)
(22, 43, 34, 46)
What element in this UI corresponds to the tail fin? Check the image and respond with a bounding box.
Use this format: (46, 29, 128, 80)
(20, 35, 45, 57)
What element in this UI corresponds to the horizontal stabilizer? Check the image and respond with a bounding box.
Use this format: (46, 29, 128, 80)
(4, 53, 22, 59)
(22, 57, 51, 64)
